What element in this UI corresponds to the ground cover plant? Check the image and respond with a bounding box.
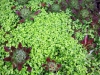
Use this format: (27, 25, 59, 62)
(0, 0, 100, 75)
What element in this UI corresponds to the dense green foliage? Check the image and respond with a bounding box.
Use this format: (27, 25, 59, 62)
(0, 0, 100, 75)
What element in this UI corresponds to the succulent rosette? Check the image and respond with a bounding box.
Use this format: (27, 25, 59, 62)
(86, 2, 95, 10)
(46, 0, 62, 12)
(70, 0, 79, 9)
(16, 6, 33, 22)
(3, 42, 32, 72)
(42, 57, 61, 73)
(15, 6, 41, 23)
(80, 9, 90, 19)
(47, 3, 61, 12)
(60, 0, 68, 11)
(51, 4, 61, 12)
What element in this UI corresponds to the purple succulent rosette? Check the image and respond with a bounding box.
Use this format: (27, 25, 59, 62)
(42, 57, 61, 73)
(15, 6, 41, 23)
(15, 6, 33, 23)
(3, 42, 32, 72)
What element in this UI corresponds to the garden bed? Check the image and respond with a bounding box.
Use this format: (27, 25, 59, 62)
(0, 0, 100, 75)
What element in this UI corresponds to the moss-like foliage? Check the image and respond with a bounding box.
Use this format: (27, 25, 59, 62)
(0, 0, 18, 44)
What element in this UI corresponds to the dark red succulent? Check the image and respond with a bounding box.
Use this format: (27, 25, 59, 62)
(39, 2, 46, 7)
(91, 14, 99, 25)
(66, 0, 69, 3)
(97, 28, 100, 36)
(34, 10, 41, 15)
(71, 8, 79, 15)
(95, 0, 100, 10)
(80, 35, 96, 51)
(42, 57, 61, 73)
(3, 42, 32, 72)
(11, 6, 16, 10)
(60, 0, 68, 11)
(70, 0, 100, 22)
